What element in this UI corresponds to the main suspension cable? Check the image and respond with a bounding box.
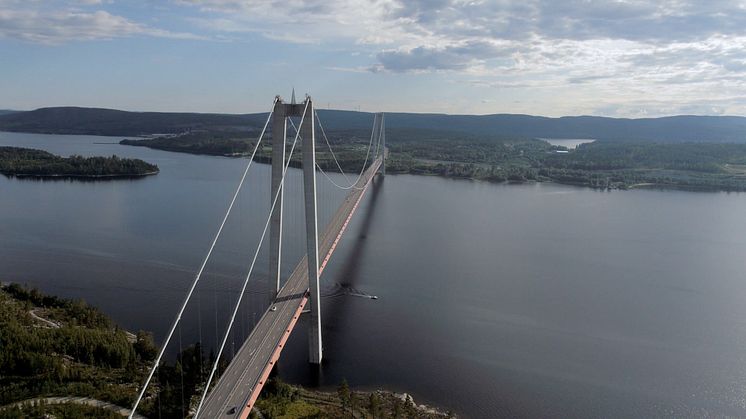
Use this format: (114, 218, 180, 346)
(128, 98, 277, 418)
(315, 111, 353, 184)
(288, 116, 364, 191)
(312, 111, 378, 190)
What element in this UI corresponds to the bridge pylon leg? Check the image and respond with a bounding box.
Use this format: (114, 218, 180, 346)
(269, 98, 286, 303)
(301, 97, 323, 364)
(381, 113, 386, 176)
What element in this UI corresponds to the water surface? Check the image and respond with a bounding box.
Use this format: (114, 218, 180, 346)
(2, 132, 746, 418)
(541, 138, 596, 149)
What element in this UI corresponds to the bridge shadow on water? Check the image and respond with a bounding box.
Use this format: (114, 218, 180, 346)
(325, 175, 383, 296)
(281, 175, 384, 385)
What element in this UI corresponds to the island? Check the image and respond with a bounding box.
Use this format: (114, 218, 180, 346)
(0, 147, 159, 179)
(0, 284, 452, 418)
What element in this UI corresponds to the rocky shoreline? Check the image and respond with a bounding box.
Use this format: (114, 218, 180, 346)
(254, 378, 456, 418)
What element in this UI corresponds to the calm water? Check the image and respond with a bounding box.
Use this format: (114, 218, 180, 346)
(3, 132, 746, 418)
(542, 138, 596, 149)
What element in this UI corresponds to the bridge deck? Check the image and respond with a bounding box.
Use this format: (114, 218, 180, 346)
(199, 155, 383, 418)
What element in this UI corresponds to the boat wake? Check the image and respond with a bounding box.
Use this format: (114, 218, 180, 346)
(321, 282, 378, 299)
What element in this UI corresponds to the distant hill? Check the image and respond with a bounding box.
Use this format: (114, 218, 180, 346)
(0, 107, 268, 136)
(1, 106, 746, 143)
(314, 110, 746, 143)
(0, 110, 19, 116)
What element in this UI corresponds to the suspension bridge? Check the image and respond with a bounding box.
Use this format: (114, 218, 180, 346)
(129, 94, 387, 418)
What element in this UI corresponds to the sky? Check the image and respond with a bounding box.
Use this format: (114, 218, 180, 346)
(2, 0, 746, 117)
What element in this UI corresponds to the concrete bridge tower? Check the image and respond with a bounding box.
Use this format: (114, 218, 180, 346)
(269, 95, 323, 364)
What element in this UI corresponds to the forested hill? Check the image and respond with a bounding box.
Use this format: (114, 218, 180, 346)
(0, 107, 268, 136)
(315, 111, 746, 143)
(1, 106, 746, 142)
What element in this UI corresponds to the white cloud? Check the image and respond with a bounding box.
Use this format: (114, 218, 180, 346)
(0, 2, 205, 44)
(175, 0, 424, 47)
(173, 1, 746, 71)
(4, 0, 746, 116)
(169, 0, 746, 115)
